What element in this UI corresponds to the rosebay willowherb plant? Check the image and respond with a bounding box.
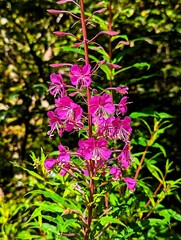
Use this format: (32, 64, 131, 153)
(23, 0, 181, 240)
(45, 0, 135, 238)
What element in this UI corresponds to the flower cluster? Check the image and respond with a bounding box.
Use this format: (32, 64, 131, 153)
(44, 62, 136, 191)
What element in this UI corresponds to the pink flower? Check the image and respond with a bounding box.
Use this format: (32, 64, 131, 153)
(77, 137, 112, 161)
(47, 97, 84, 137)
(112, 116, 132, 142)
(124, 177, 136, 191)
(70, 64, 92, 88)
(116, 86, 128, 94)
(90, 93, 115, 120)
(97, 116, 132, 142)
(44, 144, 71, 176)
(44, 158, 58, 170)
(47, 110, 62, 137)
(49, 73, 66, 97)
(97, 116, 115, 138)
(117, 96, 128, 115)
(109, 166, 122, 180)
(118, 144, 131, 168)
(60, 162, 71, 176)
(55, 96, 83, 121)
(58, 144, 70, 162)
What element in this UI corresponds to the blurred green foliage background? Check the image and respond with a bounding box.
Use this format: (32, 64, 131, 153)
(0, 0, 181, 238)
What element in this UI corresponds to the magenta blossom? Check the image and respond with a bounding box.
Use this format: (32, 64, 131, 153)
(60, 162, 71, 176)
(109, 166, 122, 180)
(49, 73, 66, 97)
(47, 110, 62, 138)
(124, 177, 136, 191)
(70, 64, 92, 88)
(58, 144, 70, 162)
(54, 96, 83, 134)
(47, 109, 76, 137)
(116, 86, 128, 94)
(44, 144, 71, 176)
(97, 116, 132, 142)
(90, 93, 115, 121)
(117, 96, 128, 115)
(118, 144, 131, 168)
(97, 116, 115, 139)
(44, 158, 58, 170)
(55, 96, 83, 121)
(112, 116, 132, 142)
(77, 137, 112, 161)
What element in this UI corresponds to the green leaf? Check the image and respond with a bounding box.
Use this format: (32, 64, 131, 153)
(41, 222, 61, 235)
(152, 142, 167, 157)
(89, 46, 109, 61)
(17, 231, 44, 240)
(60, 46, 98, 62)
(61, 219, 80, 233)
(132, 137, 148, 147)
(155, 112, 173, 119)
(100, 64, 112, 80)
(130, 111, 154, 118)
(123, 74, 162, 85)
(158, 209, 171, 223)
(111, 34, 129, 42)
(27, 201, 63, 223)
(133, 62, 150, 70)
(149, 218, 168, 225)
(145, 161, 164, 182)
(113, 48, 132, 63)
(42, 215, 59, 225)
(27, 190, 71, 208)
(100, 216, 127, 227)
(168, 209, 181, 221)
(138, 180, 155, 205)
(115, 62, 150, 76)
(13, 163, 44, 181)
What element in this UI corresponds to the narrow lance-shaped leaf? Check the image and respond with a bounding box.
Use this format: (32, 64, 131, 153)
(100, 216, 127, 228)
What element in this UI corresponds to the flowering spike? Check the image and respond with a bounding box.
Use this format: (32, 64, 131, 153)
(45, 0, 136, 211)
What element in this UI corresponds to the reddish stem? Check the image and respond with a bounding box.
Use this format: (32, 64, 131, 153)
(80, 0, 92, 138)
(80, 1, 94, 239)
(134, 134, 153, 180)
(108, 0, 113, 61)
(108, 0, 113, 91)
